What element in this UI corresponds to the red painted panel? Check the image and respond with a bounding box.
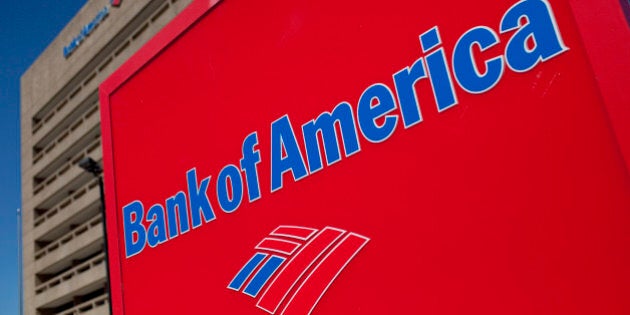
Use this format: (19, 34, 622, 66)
(100, 0, 630, 314)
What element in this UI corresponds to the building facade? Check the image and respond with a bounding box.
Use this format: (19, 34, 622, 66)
(20, 1, 192, 314)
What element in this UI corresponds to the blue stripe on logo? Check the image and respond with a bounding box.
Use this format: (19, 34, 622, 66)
(243, 255, 285, 297)
(228, 253, 267, 290)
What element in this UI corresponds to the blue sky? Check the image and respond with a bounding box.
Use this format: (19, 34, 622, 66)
(0, 1, 86, 314)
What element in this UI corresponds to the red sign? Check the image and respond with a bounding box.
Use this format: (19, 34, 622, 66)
(100, 0, 630, 314)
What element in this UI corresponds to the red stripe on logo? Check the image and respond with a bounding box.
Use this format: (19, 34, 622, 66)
(280, 233, 369, 315)
(257, 228, 344, 314)
(256, 238, 301, 256)
(271, 226, 318, 240)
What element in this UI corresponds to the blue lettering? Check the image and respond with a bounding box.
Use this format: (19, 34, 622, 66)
(118, 0, 571, 260)
(240, 133, 262, 202)
(271, 115, 308, 192)
(123, 201, 146, 258)
(63, 46, 71, 58)
(420, 27, 458, 112)
(357, 83, 399, 143)
(165, 191, 190, 239)
(217, 164, 244, 213)
(187, 168, 216, 228)
(146, 204, 168, 247)
(500, 0, 568, 72)
(62, 6, 109, 58)
(83, 24, 92, 37)
(420, 27, 441, 52)
(302, 102, 361, 173)
(393, 57, 427, 128)
(453, 26, 504, 93)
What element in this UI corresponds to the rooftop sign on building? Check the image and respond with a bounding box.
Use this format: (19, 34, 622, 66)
(63, 0, 123, 58)
(100, 0, 630, 314)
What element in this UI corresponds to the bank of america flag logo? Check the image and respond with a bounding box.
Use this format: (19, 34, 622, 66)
(228, 225, 369, 314)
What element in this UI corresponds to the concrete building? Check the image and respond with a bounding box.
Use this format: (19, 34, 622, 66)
(20, 1, 192, 314)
